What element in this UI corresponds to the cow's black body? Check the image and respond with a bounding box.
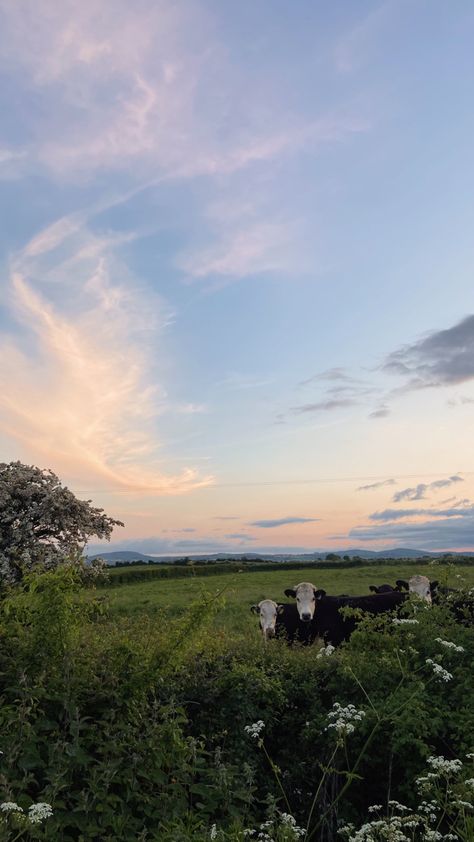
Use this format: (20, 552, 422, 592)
(313, 591, 407, 646)
(275, 603, 316, 645)
(369, 583, 396, 594)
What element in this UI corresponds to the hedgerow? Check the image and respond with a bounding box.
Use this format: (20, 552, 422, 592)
(0, 568, 473, 840)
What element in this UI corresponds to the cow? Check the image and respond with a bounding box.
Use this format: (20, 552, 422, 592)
(250, 599, 315, 645)
(284, 582, 407, 647)
(369, 583, 396, 594)
(395, 575, 435, 603)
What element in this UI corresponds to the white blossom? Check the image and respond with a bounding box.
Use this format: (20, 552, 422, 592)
(210, 823, 218, 840)
(27, 802, 53, 824)
(317, 643, 336, 658)
(1, 802, 24, 814)
(425, 659, 453, 682)
(435, 638, 464, 654)
(244, 720, 265, 740)
(327, 702, 365, 737)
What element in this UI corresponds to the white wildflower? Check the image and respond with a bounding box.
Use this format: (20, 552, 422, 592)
(244, 720, 265, 740)
(27, 802, 53, 824)
(425, 658, 453, 682)
(327, 702, 365, 737)
(435, 638, 464, 653)
(426, 756, 463, 775)
(1, 802, 24, 814)
(210, 823, 218, 840)
(317, 643, 335, 658)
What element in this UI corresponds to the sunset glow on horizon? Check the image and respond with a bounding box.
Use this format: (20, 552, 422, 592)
(1, 1, 474, 555)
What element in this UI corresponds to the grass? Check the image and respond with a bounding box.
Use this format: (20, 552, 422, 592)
(99, 562, 474, 637)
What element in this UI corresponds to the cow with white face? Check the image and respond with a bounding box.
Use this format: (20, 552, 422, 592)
(251, 599, 282, 640)
(283, 582, 325, 623)
(396, 575, 432, 603)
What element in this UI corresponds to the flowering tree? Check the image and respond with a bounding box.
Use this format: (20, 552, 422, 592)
(0, 461, 123, 584)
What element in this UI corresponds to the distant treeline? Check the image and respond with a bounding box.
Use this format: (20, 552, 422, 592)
(99, 555, 474, 587)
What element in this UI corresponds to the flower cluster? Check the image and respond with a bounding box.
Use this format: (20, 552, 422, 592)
(316, 643, 335, 658)
(28, 803, 54, 824)
(0, 800, 53, 826)
(327, 703, 365, 737)
(244, 813, 305, 840)
(435, 638, 464, 653)
(244, 720, 265, 740)
(425, 659, 453, 682)
(339, 799, 457, 841)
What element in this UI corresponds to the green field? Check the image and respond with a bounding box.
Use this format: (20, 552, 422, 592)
(101, 562, 474, 635)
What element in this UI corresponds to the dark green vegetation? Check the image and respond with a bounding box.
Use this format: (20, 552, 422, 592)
(1, 563, 473, 840)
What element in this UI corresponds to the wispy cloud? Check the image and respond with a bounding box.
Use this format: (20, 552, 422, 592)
(249, 516, 319, 528)
(393, 475, 463, 503)
(358, 478, 395, 492)
(0, 227, 212, 494)
(369, 504, 474, 522)
(291, 398, 358, 414)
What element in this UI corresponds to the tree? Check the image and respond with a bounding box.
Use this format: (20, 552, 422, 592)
(0, 461, 124, 584)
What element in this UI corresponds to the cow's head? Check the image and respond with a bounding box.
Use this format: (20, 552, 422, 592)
(284, 582, 326, 622)
(369, 583, 396, 594)
(397, 575, 432, 603)
(251, 599, 284, 639)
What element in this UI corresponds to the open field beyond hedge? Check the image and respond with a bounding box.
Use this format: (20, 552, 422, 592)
(101, 562, 474, 635)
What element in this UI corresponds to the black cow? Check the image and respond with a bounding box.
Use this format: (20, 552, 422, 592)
(369, 583, 396, 594)
(251, 599, 316, 644)
(284, 583, 408, 647)
(313, 591, 408, 646)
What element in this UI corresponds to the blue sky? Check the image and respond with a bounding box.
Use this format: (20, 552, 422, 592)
(1, 0, 474, 554)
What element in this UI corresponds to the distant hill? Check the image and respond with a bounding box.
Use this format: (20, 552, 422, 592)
(86, 547, 472, 565)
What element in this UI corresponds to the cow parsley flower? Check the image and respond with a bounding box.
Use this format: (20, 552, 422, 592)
(0, 802, 24, 814)
(327, 702, 365, 737)
(317, 643, 335, 658)
(209, 823, 218, 839)
(435, 637, 464, 653)
(426, 756, 463, 775)
(425, 658, 453, 682)
(244, 720, 265, 740)
(27, 802, 53, 824)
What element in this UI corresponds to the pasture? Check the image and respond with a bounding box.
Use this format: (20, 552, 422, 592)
(101, 562, 474, 636)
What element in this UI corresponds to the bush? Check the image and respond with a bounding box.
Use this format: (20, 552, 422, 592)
(0, 569, 473, 840)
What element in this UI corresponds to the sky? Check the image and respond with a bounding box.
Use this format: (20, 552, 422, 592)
(1, 0, 474, 555)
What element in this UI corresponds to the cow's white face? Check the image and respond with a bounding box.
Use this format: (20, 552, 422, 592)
(286, 582, 318, 622)
(251, 599, 281, 639)
(409, 574, 432, 603)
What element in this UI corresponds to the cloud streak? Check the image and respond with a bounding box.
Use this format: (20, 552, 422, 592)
(358, 478, 396, 492)
(249, 516, 319, 528)
(393, 475, 463, 502)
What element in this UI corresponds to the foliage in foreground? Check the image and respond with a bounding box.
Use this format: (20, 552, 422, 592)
(0, 568, 473, 841)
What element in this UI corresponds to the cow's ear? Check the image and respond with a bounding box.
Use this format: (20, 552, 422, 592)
(396, 579, 408, 591)
(315, 588, 326, 600)
(430, 580, 439, 591)
(284, 588, 296, 598)
(369, 585, 378, 593)
(250, 604, 260, 614)
(277, 604, 285, 614)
